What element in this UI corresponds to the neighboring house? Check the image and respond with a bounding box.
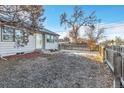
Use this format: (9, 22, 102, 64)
(0, 21, 59, 57)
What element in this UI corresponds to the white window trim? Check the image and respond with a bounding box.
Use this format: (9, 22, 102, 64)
(1, 26, 15, 42)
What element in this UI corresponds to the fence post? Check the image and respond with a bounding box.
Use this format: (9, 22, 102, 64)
(113, 52, 122, 88)
(103, 46, 106, 61)
(104, 46, 107, 63)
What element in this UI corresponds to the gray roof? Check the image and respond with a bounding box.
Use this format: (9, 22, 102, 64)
(0, 18, 59, 36)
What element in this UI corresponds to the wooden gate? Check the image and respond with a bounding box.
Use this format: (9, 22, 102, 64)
(105, 45, 124, 87)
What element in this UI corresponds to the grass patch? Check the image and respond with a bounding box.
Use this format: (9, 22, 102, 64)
(84, 54, 103, 63)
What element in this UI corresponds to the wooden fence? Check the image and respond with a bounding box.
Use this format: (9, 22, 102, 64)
(59, 43, 89, 51)
(104, 45, 124, 87)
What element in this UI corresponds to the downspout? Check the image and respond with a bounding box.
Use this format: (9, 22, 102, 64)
(35, 33, 37, 50)
(44, 33, 46, 50)
(43, 33, 45, 50)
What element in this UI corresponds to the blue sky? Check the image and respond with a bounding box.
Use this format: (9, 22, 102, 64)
(43, 5, 124, 39)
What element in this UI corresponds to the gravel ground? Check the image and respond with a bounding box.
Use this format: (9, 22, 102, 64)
(0, 51, 113, 88)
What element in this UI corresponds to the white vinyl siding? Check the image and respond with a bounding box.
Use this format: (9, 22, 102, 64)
(0, 25, 36, 56)
(0, 27, 1, 42)
(36, 33, 43, 49)
(0, 35, 36, 56)
(45, 34, 58, 50)
(0, 25, 59, 57)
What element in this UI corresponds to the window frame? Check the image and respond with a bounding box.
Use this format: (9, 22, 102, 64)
(46, 34, 54, 43)
(15, 29, 24, 43)
(1, 26, 15, 42)
(1, 26, 25, 43)
(54, 36, 58, 42)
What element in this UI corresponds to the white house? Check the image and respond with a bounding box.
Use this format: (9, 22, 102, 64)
(0, 22, 59, 57)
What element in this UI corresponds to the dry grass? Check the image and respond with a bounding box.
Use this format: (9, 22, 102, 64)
(84, 54, 103, 63)
(0, 51, 113, 88)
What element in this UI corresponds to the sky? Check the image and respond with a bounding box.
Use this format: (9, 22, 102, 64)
(43, 5, 124, 40)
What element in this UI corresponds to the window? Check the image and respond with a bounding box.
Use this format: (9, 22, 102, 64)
(2, 27, 14, 42)
(54, 36, 58, 42)
(46, 34, 54, 43)
(1, 26, 27, 46)
(15, 29, 24, 42)
(51, 35, 54, 43)
(15, 29, 25, 47)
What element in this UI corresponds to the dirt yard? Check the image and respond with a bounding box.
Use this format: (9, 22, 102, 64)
(0, 50, 113, 88)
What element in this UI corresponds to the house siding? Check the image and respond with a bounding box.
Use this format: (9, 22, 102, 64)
(0, 25, 59, 57)
(45, 42, 58, 50)
(0, 27, 1, 42)
(0, 35, 36, 57)
(45, 34, 58, 50)
(35, 33, 43, 49)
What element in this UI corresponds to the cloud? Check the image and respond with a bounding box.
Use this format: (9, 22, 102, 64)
(103, 22, 124, 39)
(56, 31, 69, 39)
(57, 22, 124, 40)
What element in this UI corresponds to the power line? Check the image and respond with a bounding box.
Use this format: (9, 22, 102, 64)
(102, 23, 124, 29)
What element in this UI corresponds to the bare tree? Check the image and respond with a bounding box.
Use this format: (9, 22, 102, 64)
(0, 5, 45, 45)
(60, 6, 100, 44)
(0, 6, 22, 25)
(20, 5, 46, 32)
(115, 36, 124, 45)
(63, 36, 70, 42)
(0, 5, 45, 31)
(84, 25, 105, 50)
(84, 25, 105, 43)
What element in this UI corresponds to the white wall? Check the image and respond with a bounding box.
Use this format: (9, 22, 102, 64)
(45, 42, 58, 50)
(45, 34, 59, 50)
(35, 33, 59, 50)
(0, 27, 1, 41)
(35, 33, 43, 49)
(0, 26, 59, 57)
(0, 34, 36, 57)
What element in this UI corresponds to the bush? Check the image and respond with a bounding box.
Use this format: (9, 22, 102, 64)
(90, 45, 99, 51)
